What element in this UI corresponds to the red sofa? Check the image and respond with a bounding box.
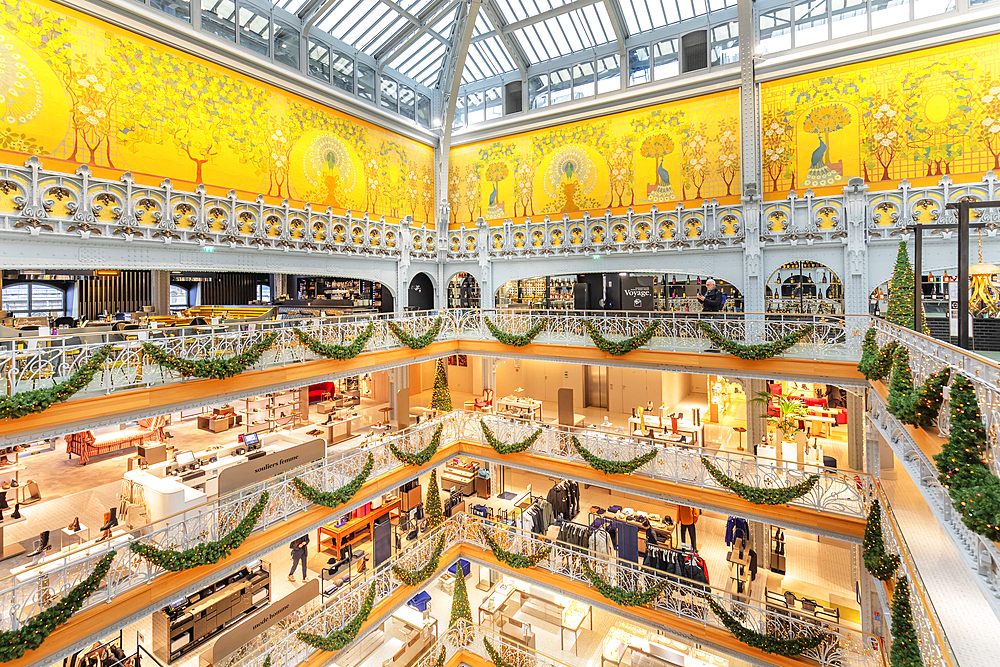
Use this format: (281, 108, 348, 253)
(308, 382, 336, 404)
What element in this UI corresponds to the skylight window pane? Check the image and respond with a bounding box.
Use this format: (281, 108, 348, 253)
(399, 86, 415, 120)
(573, 61, 595, 99)
(597, 54, 620, 93)
(692, 0, 708, 15)
(710, 20, 738, 66)
(238, 7, 270, 56)
(341, 6, 387, 46)
(333, 50, 356, 91)
(202, 0, 236, 41)
(468, 91, 485, 125)
(579, 5, 610, 43)
(279, 0, 309, 11)
(416, 93, 431, 128)
(551, 67, 572, 104)
(354, 10, 401, 52)
(653, 38, 679, 79)
(453, 95, 465, 128)
(486, 87, 503, 119)
(380, 77, 398, 111)
(759, 8, 792, 53)
(915, 0, 955, 18)
(871, 0, 907, 29)
(151, 0, 191, 23)
(645, 0, 666, 31)
(322, 0, 369, 35)
(628, 45, 650, 85)
(664, 0, 681, 24)
(831, 0, 867, 38)
(308, 39, 332, 82)
(494, 0, 525, 22)
(528, 73, 548, 108)
(678, 0, 695, 20)
(274, 20, 299, 68)
(795, 0, 828, 46)
(357, 62, 376, 100)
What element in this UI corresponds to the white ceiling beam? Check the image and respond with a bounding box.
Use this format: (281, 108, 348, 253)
(602, 0, 627, 44)
(481, 0, 528, 78)
(443, 0, 482, 146)
(375, 0, 461, 68)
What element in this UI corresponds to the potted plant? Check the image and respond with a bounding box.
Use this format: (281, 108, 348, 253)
(749, 391, 808, 443)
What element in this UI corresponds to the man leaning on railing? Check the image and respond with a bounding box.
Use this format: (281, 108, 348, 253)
(697, 279, 724, 352)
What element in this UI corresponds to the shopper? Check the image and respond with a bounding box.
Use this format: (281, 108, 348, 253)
(288, 535, 309, 582)
(676, 505, 700, 551)
(697, 279, 724, 312)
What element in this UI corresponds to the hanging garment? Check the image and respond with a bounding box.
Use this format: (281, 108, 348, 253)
(725, 516, 749, 546)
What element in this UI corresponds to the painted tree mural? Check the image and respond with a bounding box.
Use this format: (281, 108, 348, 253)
(860, 90, 904, 182)
(717, 118, 739, 196)
(640, 133, 676, 201)
(972, 74, 1000, 170)
(762, 109, 795, 192)
(681, 123, 710, 199)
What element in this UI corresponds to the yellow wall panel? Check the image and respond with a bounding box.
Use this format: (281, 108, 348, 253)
(760, 32, 1000, 198)
(448, 89, 741, 227)
(0, 0, 435, 224)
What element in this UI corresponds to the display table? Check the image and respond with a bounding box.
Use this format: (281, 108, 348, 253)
(0, 515, 27, 561)
(61, 523, 90, 548)
(499, 617, 535, 650)
(442, 456, 479, 495)
(478, 580, 520, 627)
(317, 497, 400, 554)
(630, 416, 704, 447)
(317, 400, 337, 414)
(391, 605, 438, 638)
(322, 414, 359, 445)
(561, 601, 592, 654)
(497, 396, 542, 421)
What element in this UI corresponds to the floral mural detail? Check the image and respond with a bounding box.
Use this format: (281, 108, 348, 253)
(0, 0, 434, 224)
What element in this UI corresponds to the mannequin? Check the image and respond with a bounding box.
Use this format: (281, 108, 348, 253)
(676, 505, 700, 551)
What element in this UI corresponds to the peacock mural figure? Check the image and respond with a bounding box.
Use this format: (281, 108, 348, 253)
(802, 103, 851, 187)
(484, 162, 508, 218)
(640, 133, 676, 202)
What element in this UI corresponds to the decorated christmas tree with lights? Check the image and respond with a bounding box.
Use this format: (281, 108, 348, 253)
(887, 242, 916, 330)
(425, 468, 444, 528)
(887, 348, 916, 424)
(431, 358, 453, 412)
(890, 576, 924, 667)
(449, 564, 474, 645)
(933, 373, 1000, 541)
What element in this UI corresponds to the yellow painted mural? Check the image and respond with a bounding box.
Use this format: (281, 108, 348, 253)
(0, 0, 435, 223)
(761, 33, 1000, 197)
(447, 89, 740, 227)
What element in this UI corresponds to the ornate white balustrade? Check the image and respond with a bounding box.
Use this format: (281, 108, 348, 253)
(0, 157, 442, 257)
(0, 411, 870, 639)
(222, 513, 883, 667)
(0, 309, 857, 411)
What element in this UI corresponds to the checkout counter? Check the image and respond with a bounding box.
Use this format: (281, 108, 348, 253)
(125, 428, 325, 522)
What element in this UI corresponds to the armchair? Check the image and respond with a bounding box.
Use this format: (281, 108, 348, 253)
(474, 388, 494, 412)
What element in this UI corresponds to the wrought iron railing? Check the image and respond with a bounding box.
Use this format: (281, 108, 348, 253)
(0, 411, 870, 635)
(220, 513, 883, 667)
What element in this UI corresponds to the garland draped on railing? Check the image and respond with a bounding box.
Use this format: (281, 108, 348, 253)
(701, 458, 819, 505)
(142, 333, 277, 380)
(392, 535, 446, 586)
(390, 425, 444, 465)
(858, 327, 898, 381)
(297, 582, 377, 651)
(706, 597, 827, 656)
(699, 322, 814, 360)
(581, 561, 668, 606)
(583, 320, 659, 356)
(484, 317, 546, 346)
(386, 317, 442, 349)
(480, 420, 542, 455)
(130, 493, 268, 571)
(862, 498, 900, 581)
(480, 528, 551, 569)
(571, 436, 657, 475)
(0, 344, 114, 420)
(484, 638, 518, 667)
(293, 454, 374, 508)
(933, 374, 1000, 541)
(0, 552, 116, 662)
(293, 323, 374, 360)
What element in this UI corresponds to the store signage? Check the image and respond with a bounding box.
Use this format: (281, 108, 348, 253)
(621, 276, 655, 311)
(949, 281, 958, 336)
(206, 579, 318, 664)
(218, 438, 325, 496)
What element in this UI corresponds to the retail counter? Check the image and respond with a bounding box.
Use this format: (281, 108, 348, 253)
(125, 428, 324, 521)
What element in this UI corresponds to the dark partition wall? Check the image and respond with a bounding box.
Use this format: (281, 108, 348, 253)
(78, 270, 151, 320)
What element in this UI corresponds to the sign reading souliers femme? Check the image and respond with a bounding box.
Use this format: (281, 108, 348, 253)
(203, 579, 319, 666)
(217, 437, 325, 496)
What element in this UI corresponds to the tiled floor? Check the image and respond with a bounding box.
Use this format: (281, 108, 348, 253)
(882, 461, 1000, 667)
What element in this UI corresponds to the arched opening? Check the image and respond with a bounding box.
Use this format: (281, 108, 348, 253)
(495, 272, 742, 312)
(408, 272, 434, 311)
(765, 261, 843, 314)
(1, 282, 68, 317)
(447, 272, 480, 308)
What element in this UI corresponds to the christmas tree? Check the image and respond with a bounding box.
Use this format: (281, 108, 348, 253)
(887, 348, 915, 424)
(887, 241, 916, 330)
(890, 576, 924, 667)
(431, 359, 453, 412)
(910, 368, 950, 430)
(857, 327, 897, 381)
(425, 468, 444, 528)
(933, 374, 1000, 540)
(862, 498, 899, 581)
(449, 563, 474, 646)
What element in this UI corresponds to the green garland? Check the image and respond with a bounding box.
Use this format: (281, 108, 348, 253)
(390, 425, 444, 465)
(262, 656, 270, 667)
(480, 420, 542, 455)
(933, 374, 1000, 541)
(890, 576, 924, 667)
(480, 527, 551, 568)
(701, 458, 819, 505)
(387, 317, 442, 349)
(583, 320, 659, 356)
(699, 322, 814, 360)
(484, 317, 546, 346)
(581, 560, 668, 606)
(571, 436, 657, 475)
(293, 454, 373, 508)
(435, 647, 446, 667)
(297, 582, 377, 651)
(706, 597, 826, 656)
(857, 328, 898, 381)
(0, 551, 116, 662)
(130, 493, 268, 571)
(293, 323, 374, 360)
(142, 333, 277, 380)
(910, 368, 950, 430)
(862, 498, 900, 581)
(484, 638, 518, 667)
(392, 534, 446, 586)
(0, 344, 114, 421)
